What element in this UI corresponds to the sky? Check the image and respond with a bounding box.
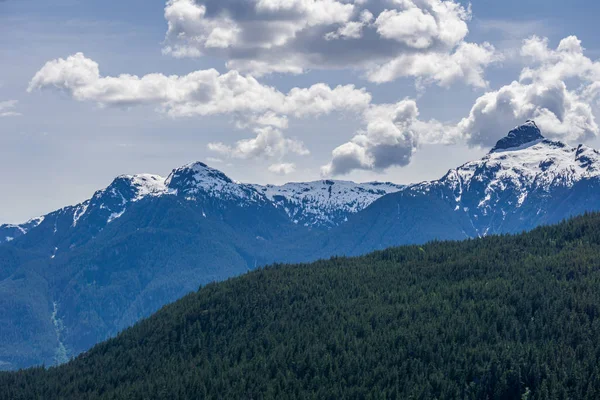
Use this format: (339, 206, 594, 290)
(2, 0, 600, 223)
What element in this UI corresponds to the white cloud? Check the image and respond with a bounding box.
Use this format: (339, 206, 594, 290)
(32, 36, 600, 177)
(268, 162, 296, 175)
(208, 126, 309, 159)
(0, 100, 21, 117)
(162, 0, 497, 88)
(375, 7, 441, 49)
(28, 53, 371, 118)
(29, 53, 373, 163)
(163, 0, 354, 57)
(28, 53, 281, 112)
(322, 99, 453, 176)
(459, 81, 598, 147)
(322, 35, 600, 176)
(325, 10, 374, 40)
(459, 36, 600, 147)
(367, 41, 499, 87)
(519, 36, 600, 84)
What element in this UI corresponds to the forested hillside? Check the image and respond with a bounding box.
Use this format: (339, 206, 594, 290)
(3, 213, 600, 399)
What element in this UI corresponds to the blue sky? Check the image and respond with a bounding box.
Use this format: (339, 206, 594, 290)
(2, 0, 600, 223)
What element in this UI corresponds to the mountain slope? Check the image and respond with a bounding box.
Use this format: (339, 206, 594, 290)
(325, 121, 600, 256)
(3, 213, 600, 399)
(0, 163, 306, 370)
(0, 217, 44, 245)
(0, 163, 405, 370)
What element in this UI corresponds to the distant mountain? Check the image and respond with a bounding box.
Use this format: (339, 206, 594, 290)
(325, 120, 600, 255)
(3, 162, 400, 250)
(4, 121, 600, 371)
(4, 213, 600, 399)
(251, 180, 404, 228)
(2, 162, 398, 261)
(0, 162, 398, 370)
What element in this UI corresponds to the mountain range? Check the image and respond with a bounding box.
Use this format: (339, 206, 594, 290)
(2, 120, 600, 370)
(0, 166, 403, 246)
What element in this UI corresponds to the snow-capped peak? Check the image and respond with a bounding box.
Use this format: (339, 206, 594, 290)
(166, 162, 233, 187)
(252, 180, 405, 228)
(410, 121, 600, 236)
(165, 162, 267, 204)
(90, 173, 168, 208)
(70, 173, 168, 227)
(2, 161, 406, 243)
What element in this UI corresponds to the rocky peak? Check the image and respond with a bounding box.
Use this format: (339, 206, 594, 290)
(490, 120, 544, 153)
(165, 162, 266, 204)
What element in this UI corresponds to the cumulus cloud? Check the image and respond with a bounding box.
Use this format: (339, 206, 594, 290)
(28, 53, 371, 117)
(31, 36, 600, 177)
(322, 35, 600, 176)
(324, 10, 374, 40)
(29, 53, 370, 161)
(459, 36, 600, 146)
(0, 100, 21, 117)
(208, 126, 309, 160)
(321, 99, 453, 176)
(373, 2, 467, 49)
(162, 0, 498, 87)
(162, 0, 354, 57)
(367, 41, 498, 87)
(268, 162, 296, 175)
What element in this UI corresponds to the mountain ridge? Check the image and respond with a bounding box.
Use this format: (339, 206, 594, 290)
(0, 164, 404, 245)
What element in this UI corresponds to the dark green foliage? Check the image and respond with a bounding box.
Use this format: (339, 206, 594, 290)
(3, 213, 600, 399)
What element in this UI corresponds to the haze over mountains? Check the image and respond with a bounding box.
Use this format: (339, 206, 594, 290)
(3, 121, 600, 370)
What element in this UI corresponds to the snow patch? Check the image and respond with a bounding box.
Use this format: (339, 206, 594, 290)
(51, 301, 69, 365)
(252, 180, 405, 227)
(72, 202, 89, 227)
(107, 210, 126, 224)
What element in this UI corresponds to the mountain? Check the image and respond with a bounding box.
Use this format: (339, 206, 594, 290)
(4, 162, 401, 250)
(0, 174, 168, 259)
(251, 180, 404, 228)
(0, 162, 396, 370)
(324, 121, 600, 255)
(3, 213, 600, 399)
(4, 121, 600, 371)
(4, 162, 396, 262)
